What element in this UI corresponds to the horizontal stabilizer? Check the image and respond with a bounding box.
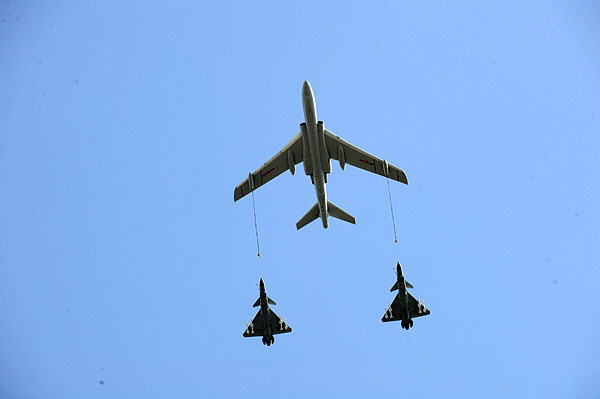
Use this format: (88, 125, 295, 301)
(253, 297, 276, 307)
(296, 203, 320, 230)
(390, 281, 414, 292)
(327, 201, 355, 224)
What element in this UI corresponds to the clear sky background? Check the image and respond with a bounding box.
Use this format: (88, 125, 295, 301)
(1, 1, 599, 398)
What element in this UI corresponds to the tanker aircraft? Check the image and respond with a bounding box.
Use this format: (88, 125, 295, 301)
(233, 81, 408, 229)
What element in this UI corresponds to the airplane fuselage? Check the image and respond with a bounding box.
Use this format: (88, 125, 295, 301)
(395, 265, 412, 327)
(397, 278, 411, 324)
(301, 81, 331, 228)
(258, 281, 273, 342)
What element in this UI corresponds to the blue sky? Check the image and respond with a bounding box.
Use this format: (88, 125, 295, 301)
(1, 1, 599, 398)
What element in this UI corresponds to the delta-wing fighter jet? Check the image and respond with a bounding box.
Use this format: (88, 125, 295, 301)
(233, 81, 408, 229)
(243, 279, 292, 346)
(382, 263, 430, 330)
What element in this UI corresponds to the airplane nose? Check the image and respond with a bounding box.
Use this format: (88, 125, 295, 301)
(303, 81, 313, 96)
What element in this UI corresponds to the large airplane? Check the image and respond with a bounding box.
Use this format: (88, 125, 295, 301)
(382, 263, 430, 330)
(233, 81, 408, 229)
(243, 279, 292, 346)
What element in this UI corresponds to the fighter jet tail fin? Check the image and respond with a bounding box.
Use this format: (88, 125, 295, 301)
(296, 203, 320, 230)
(390, 281, 414, 291)
(327, 201, 356, 225)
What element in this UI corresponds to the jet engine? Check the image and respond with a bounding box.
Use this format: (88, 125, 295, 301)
(316, 121, 331, 174)
(300, 123, 313, 176)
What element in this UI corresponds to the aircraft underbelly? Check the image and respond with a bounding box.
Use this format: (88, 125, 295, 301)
(304, 123, 329, 227)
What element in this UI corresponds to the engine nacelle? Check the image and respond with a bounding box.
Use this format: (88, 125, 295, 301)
(300, 123, 313, 176)
(316, 121, 331, 174)
(287, 150, 296, 175)
(337, 145, 346, 170)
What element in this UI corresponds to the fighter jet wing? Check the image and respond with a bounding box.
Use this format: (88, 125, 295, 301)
(382, 293, 430, 322)
(242, 309, 292, 336)
(382, 294, 404, 322)
(234, 133, 304, 201)
(324, 129, 408, 184)
(268, 309, 292, 335)
(243, 310, 267, 337)
(407, 292, 430, 318)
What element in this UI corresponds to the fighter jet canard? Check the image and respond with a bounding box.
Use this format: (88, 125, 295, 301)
(233, 81, 408, 230)
(243, 279, 292, 346)
(382, 263, 430, 330)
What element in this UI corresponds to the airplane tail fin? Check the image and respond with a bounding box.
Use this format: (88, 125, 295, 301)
(296, 203, 320, 230)
(327, 201, 356, 225)
(296, 200, 356, 230)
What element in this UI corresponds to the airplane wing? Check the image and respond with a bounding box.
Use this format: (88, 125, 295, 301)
(268, 309, 292, 335)
(243, 310, 266, 337)
(407, 292, 430, 318)
(381, 293, 429, 322)
(381, 295, 404, 322)
(242, 309, 292, 337)
(234, 133, 304, 202)
(324, 129, 408, 184)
